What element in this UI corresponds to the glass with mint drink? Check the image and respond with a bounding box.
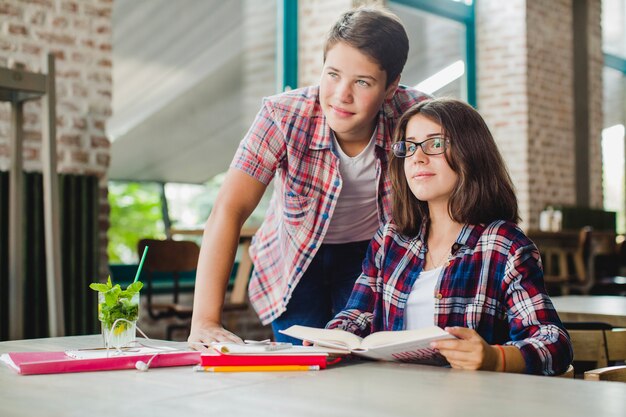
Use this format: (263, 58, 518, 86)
(90, 277, 143, 349)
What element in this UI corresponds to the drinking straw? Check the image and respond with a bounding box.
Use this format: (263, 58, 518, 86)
(134, 246, 149, 283)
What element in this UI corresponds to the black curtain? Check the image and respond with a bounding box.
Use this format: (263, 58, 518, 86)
(0, 172, 8, 340)
(0, 171, 100, 340)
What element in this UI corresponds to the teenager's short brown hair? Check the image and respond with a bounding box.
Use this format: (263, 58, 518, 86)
(389, 98, 520, 236)
(323, 6, 408, 87)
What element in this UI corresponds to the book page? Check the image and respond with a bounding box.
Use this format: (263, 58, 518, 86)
(279, 326, 363, 350)
(354, 338, 450, 365)
(0, 353, 19, 372)
(354, 328, 455, 364)
(359, 326, 450, 349)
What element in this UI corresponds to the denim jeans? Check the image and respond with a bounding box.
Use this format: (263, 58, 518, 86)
(271, 239, 370, 344)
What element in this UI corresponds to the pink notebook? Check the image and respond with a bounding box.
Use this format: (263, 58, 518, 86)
(200, 352, 330, 368)
(1, 348, 201, 375)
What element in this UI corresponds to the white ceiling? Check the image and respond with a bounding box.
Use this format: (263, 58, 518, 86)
(107, 0, 248, 183)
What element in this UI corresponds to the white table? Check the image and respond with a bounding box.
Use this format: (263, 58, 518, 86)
(551, 295, 626, 328)
(1, 335, 625, 417)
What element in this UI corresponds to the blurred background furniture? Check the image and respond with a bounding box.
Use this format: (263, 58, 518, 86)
(529, 229, 583, 294)
(584, 365, 626, 382)
(552, 296, 626, 328)
(585, 230, 626, 296)
(564, 322, 626, 376)
(168, 226, 255, 315)
(137, 230, 253, 339)
(530, 226, 625, 296)
(138, 239, 200, 340)
(566, 322, 612, 369)
(605, 328, 626, 366)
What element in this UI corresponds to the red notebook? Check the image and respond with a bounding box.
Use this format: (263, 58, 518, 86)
(1, 348, 201, 375)
(200, 352, 330, 368)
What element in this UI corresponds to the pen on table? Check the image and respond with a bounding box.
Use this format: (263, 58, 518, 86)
(193, 365, 320, 373)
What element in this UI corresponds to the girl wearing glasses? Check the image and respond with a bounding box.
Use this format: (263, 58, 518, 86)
(326, 98, 573, 375)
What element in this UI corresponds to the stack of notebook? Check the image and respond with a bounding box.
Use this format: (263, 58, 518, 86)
(196, 343, 337, 372)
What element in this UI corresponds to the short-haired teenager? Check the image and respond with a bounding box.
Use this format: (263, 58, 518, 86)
(188, 7, 429, 346)
(326, 98, 573, 375)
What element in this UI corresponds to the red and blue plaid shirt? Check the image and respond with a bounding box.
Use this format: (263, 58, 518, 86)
(326, 220, 573, 375)
(231, 85, 429, 324)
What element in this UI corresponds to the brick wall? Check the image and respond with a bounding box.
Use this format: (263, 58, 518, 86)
(0, 0, 113, 277)
(526, 0, 576, 224)
(476, 0, 531, 227)
(477, 0, 603, 229)
(298, 0, 351, 87)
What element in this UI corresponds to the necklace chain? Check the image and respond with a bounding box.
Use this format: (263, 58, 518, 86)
(427, 246, 450, 269)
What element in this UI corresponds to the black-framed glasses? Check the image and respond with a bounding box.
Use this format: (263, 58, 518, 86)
(391, 137, 449, 158)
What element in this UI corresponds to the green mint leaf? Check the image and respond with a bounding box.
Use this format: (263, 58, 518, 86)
(104, 291, 117, 307)
(89, 283, 109, 293)
(106, 276, 113, 288)
(126, 281, 143, 294)
(105, 286, 122, 307)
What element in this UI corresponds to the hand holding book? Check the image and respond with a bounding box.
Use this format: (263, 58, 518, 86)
(279, 325, 456, 364)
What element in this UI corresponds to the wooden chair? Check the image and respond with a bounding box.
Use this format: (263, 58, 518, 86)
(566, 323, 626, 373)
(138, 239, 200, 339)
(605, 328, 626, 364)
(568, 328, 609, 368)
(138, 236, 253, 339)
(533, 230, 582, 295)
(568, 228, 626, 295)
(588, 231, 626, 295)
(531, 228, 588, 295)
(584, 365, 626, 382)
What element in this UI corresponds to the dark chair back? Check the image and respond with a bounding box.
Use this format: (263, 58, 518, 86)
(137, 239, 200, 321)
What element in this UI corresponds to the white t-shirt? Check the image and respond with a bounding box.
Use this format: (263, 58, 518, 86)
(324, 131, 379, 244)
(404, 266, 441, 330)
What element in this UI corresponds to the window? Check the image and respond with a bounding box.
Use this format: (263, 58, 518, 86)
(389, 0, 475, 106)
(601, 0, 626, 233)
(107, 1, 279, 262)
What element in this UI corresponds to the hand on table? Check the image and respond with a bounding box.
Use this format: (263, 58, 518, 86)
(187, 321, 244, 351)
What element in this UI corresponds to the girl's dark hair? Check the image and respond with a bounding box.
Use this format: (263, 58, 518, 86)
(389, 98, 520, 236)
(323, 6, 408, 87)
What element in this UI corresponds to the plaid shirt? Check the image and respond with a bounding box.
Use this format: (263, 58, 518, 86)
(326, 220, 573, 375)
(231, 85, 429, 325)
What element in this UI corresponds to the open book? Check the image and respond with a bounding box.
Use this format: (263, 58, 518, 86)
(279, 325, 455, 364)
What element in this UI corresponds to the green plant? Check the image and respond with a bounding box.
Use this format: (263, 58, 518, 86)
(90, 276, 143, 334)
(107, 181, 165, 264)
